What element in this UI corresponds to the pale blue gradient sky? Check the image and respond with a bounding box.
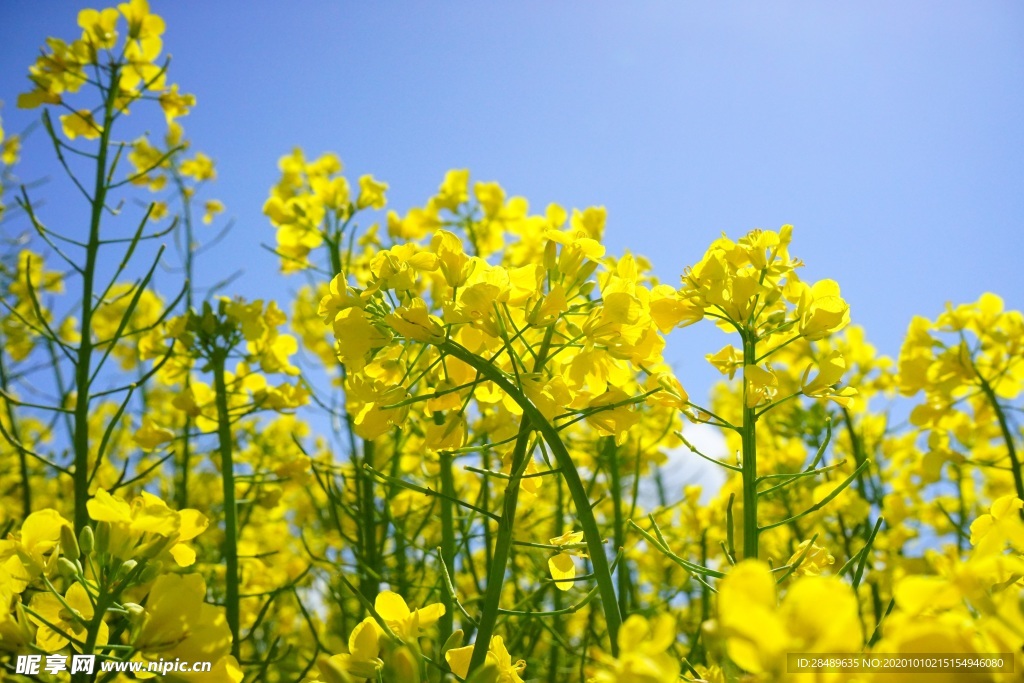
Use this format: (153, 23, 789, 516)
(2, 1, 1022, 398)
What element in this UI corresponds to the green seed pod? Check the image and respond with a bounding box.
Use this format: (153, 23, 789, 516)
(441, 629, 464, 656)
(576, 258, 599, 284)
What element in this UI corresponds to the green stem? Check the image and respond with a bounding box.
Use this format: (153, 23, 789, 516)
(212, 350, 241, 658)
(326, 230, 381, 605)
(547, 475, 565, 682)
(841, 407, 878, 510)
(741, 330, 759, 559)
(359, 438, 380, 605)
(389, 434, 410, 597)
(438, 450, 456, 643)
(605, 437, 630, 617)
(440, 339, 621, 659)
(978, 376, 1024, 518)
(72, 71, 119, 533)
(173, 172, 195, 510)
(0, 348, 31, 518)
(73, 591, 115, 683)
(468, 418, 534, 672)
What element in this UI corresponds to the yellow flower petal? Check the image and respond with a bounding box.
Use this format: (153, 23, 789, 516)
(548, 552, 576, 591)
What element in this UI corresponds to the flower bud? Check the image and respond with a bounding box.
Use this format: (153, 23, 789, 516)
(466, 664, 499, 683)
(575, 258, 598, 284)
(123, 602, 146, 620)
(544, 239, 558, 273)
(57, 557, 79, 580)
(385, 647, 420, 683)
(118, 559, 138, 581)
(94, 521, 110, 555)
(138, 560, 163, 584)
(60, 524, 80, 561)
(78, 524, 94, 554)
(140, 534, 172, 560)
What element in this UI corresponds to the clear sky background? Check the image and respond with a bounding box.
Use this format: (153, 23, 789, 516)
(2, 1, 1022, 404)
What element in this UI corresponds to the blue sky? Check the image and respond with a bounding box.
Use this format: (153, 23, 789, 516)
(2, 1, 1022, 399)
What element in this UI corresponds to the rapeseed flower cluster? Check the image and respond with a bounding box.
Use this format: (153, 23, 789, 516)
(1, 3, 1021, 682)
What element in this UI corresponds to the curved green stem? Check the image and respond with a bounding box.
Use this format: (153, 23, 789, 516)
(978, 376, 1024, 518)
(440, 339, 622, 661)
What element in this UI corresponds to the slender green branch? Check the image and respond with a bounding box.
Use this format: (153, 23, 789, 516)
(740, 330, 759, 559)
(439, 450, 456, 642)
(759, 459, 870, 531)
(675, 430, 741, 472)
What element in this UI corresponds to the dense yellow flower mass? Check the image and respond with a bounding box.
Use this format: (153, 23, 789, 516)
(0, 3, 1021, 682)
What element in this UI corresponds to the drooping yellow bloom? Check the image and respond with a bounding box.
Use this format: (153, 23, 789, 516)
(707, 344, 743, 379)
(386, 298, 446, 344)
(584, 387, 642, 444)
(0, 509, 72, 591)
(548, 553, 576, 592)
(158, 84, 195, 123)
(435, 169, 470, 211)
(547, 530, 584, 591)
(1, 129, 19, 166)
(180, 152, 215, 181)
(970, 495, 1024, 557)
(797, 279, 850, 340)
(133, 417, 174, 450)
(801, 349, 858, 408)
(202, 199, 224, 224)
(87, 489, 208, 566)
(60, 110, 103, 139)
(373, 590, 445, 642)
(786, 539, 835, 577)
(744, 364, 778, 407)
(445, 636, 526, 683)
(423, 411, 467, 451)
(78, 7, 119, 50)
(118, 0, 164, 54)
(18, 37, 90, 108)
(317, 617, 385, 682)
